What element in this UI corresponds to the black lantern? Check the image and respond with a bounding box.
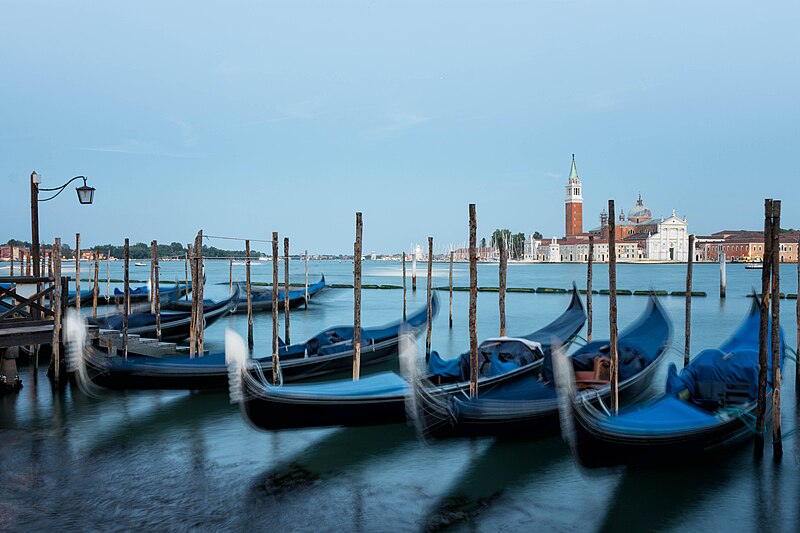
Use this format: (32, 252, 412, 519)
(76, 178, 95, 204)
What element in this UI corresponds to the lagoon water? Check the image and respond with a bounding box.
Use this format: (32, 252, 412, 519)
(2, 260, 799, 532)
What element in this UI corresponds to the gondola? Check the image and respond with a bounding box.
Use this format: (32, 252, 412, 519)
(415, 294, 671, 440)
(560, 300, 783, 468)
(232, 292, 586, 429)
(231, 275, 326, 313)
(230, 289, 585, 431)
(75, 293, 436, 391)
(86, 284, 238, 343)
(114, 281, 191, 303)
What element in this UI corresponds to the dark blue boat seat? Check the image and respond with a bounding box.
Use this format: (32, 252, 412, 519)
(428, 338, 544, 383)
(666, 348, 760, 410)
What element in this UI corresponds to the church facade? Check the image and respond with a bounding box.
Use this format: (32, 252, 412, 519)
(532, 157, 691, 262)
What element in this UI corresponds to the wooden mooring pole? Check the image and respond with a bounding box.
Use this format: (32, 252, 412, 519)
(719, 252, 727, 298)
(229, 257, 233, 296)
(150, 241, 157, 315)
(499, 235, 507, 337)
(449, 250, 454, 329)
(755, 199, 773, 458)
(92, 248, 99, 318)
(106, 247, 110, 302)
(304, 250, 309, 309)
(587, 235, 594, 342)
(188, 243, 195, 356)
(75, 233, 81, 313)
(685, 234, 695, 366)
(426, 236, 433, 361)
(402, 251, 407, 320)
(152, 240, 161, 341)
(184, 250, 190, 301)
(246, 240, 253, 350)
(771, 200, 782, 458)
(9, 245, 13, 276)
(195, 231, 204, 356)
(284, 237, 291, 345)
(608, 200, 619, 414)
(796, 235, 799, 397)
(353, 214, 363, 381)
(468, 204, 479, 398)
(123, 238, 130, 360)
(51, 237, 62, 383)
(272, 232, 280, 385)
(412, 246, 417, 292)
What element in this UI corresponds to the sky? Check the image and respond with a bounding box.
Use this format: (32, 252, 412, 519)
(1, 0, 798, 255)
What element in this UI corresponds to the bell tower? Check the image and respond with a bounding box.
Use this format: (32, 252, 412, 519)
(565, 154, 583, 237)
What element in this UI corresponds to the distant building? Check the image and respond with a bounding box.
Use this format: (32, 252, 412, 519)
(696, 230, 800, 263)
(534, 156, 691, 262)
(565, 155, 583, 237)
(0, 244, 29, 260)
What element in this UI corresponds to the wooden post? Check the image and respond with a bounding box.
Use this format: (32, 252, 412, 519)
(608, 200, 619, 414)
(106, 247, 110, 302)
(92, 248, 99, 318)
(284, 237, 291, 345)
(272, 232, 280, 384)
(194, 231, 204, 356)
(796, 235, 799, 397)
(449, 250, 454, 329)
(25, 251, 30, 276)
(684, 234, 695, 366)
(229, 256, 233, 296)
(499, 235, 507, 337)
(75, 233, 81, 312)
(41, 242, 46, 276)
(587, 235, 594, 342)
(123, 238, 130, 360)
(755, 199, 773, 458)
(150, 241, 157, 314)
(9, 245, 13, 276)
(412, 246, 417, 292)
(304, 250, 309, 308)
(770, 200, 782, 458)
(51, 237, 62, 383)
(402, 251, 407, 320)
(152, 240, 161, 341)
(246, 240, 253, 350)
(426, 236, 433, 360)
(468, 204, 479, 398)
(188, 243, 195, 357)
(184, 250, 190, 301)
(719, 252, 727, 298)
(353, 214, 363, 381)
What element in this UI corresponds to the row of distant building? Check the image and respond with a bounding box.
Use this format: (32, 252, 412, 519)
(514, 156, 798, 263)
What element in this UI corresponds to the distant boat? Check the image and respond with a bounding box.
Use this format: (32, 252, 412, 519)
(744, 262, 762, 270)
(134, 262, 147, 267)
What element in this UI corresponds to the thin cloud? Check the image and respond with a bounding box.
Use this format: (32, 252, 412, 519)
(361, 113, 432, 140)
(76, 139, 202, 158)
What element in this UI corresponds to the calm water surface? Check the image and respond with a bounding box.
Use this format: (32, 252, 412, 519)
(2, 260, 799, 532)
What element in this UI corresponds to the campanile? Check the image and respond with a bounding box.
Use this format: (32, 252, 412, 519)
(565, 154, 583, 237)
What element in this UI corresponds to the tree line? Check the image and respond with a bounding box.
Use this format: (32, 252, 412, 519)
(5, 239, 264, 259)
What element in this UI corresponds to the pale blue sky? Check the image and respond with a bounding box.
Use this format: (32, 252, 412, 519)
(1, 0, 797, 255)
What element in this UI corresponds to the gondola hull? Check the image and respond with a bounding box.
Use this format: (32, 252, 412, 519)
(88, 286, 237, 342)
(439, 355, 664, 440)
(79, 294, 435, 391)
(242, 388, 406, 430)
(417, 295, 671, 440)
(567, 396, 767, 468)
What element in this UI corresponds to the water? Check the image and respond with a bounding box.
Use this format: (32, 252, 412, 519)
(2, 260, 799, 532)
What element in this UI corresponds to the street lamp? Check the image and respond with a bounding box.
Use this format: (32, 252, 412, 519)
(30, 171, 96, 277)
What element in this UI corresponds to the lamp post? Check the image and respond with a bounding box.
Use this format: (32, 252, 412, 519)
(30, 171, 96, 277)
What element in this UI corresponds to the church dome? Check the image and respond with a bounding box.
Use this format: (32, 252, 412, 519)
(628, 193, 652, 222)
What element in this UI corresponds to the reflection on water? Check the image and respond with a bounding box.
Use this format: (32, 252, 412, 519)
(1, 261, 799, 531)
